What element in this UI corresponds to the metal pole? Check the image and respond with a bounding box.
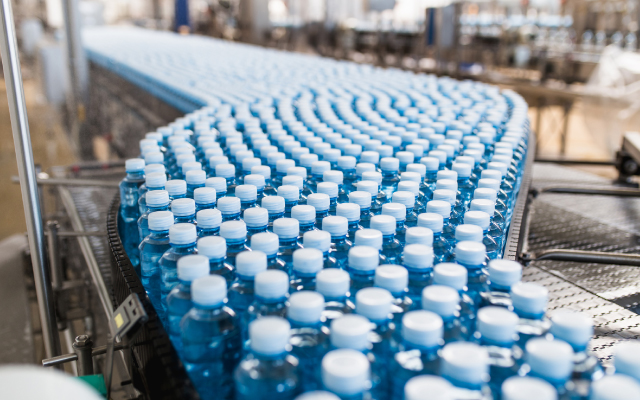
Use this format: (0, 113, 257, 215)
(0, 0, 61, 358)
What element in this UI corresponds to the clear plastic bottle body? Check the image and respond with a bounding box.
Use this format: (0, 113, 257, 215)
(328, 235, 352, 269)
(290, 272, 317, 292)
(175, 213, 196, 225)
(289, 320, 330, 392)
(120, 171, 145, 266)
(166, 280, 193, 353)
(479, 283, 512, 309)
(234, 352, 301, 400)
(457, 260, 488, 306)
(228, 275, 256, 318)
(347, 268, 375, 300)
(138, 204, 170, 243)
(244, 297, 288, 344)
(359, 207, 374, 229)
(406, 267, 432, 307)
(390, 345, 440, 400)
(381, 170, 400, 198)
(515, 311, 551, 348)
(139, 230, 171, 317)
(480, 338, 521, 398)
(159, 242, 197, 308)
(210, 257, 235, 285)
(321, 295, 355, 328)
(346, 220, 362, 243)
(277, 237, 303, 275)
(226, 237, 250, 267)
(458, 178, 476, 209)
(222, 211, 241, 223)
(380, 234, 403, 265)
(197, 226, 220, 238)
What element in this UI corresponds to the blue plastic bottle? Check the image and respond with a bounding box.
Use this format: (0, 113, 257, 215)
(355, 287, 395, 362)
(181, 275, 241, 400)
(358, 176, 387, 216)
(337, 156, 357, 193)
(166, 254, 210, 354)
(511, 282, 551, 347)
(500, 377, 557, 400)
(321, 349, 372, 400)
(524, 338, 575, 399)
(166, 180, 187, 201)
(354, 228, 384, 265)
(252, 165, 276, 196)
(452, 162, 475, 209)
(422, 285, 467, 343)
(479, 260, 522, 309)
(218, 197, 242, 222)
(205, 176, 227, 200)
(228, 250, 268, 319)
(287, 291, 329, 392)
(432, 263, 477, 333)
(317, 182, 339, 216)
(290, 248, 324, 292)
(303, 230, 332, 269)
(220, 220, 249, 267)
(275, 159, 296, 187)
(171, 198, 196, 224)
(291, 205, 317, 239)
(309, 161, 331, 193)
(390, 311, 444, 400)
(380, 157, 400, 199)
(426, 200, 455, 250)
(244, 174, 266, 202)
(245, 270, 290, 345)
(392, 191, 417, 229)
(324, 170, 348, 203)
(138, 170, 167, 216)
(234, 317, 301, 400)
(278, 185, 300, 218)
(197, 236, 233, 284)
(454, 241, 487, 305)
(370, 215, 402, 265)
(316, 268, 355, 328)
(402, 244, 434, 306)
(244, 207, 268, 241)
(262, 196, 285, 232)
(440, 342, 492, 399)
(336, 203, 361, 243)
(186, 170, 206, 199)
(348, 191, 373, 229)
(420, 157, 439, 200)
(307, 193, 330, 227)
(417, 213, 450, 264)
(194, 187, 217, 212)
(285, 168, 309, 202)
(120, 158, 146, 267)
(196, 209, 222, 237)
(250, 232, 280, 270)
(464, 211, 499, 260)
(374, 265, 412, 323)
(216, 163, 238, 196)
(273, 218, 302, 274)
(159, 223, 198, 312)
(138, 190, 170, 242)
(139, 210, 174, 317)
(345, 246, 378, 300)
(322, 216, 352, 269)
(236, 184, 259, 213)
(470, 199, 505, 255)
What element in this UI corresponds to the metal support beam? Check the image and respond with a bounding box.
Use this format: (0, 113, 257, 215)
(524, 249, 640, 267)
(0, 0, 61, 359)
(538, 186, 640, 197)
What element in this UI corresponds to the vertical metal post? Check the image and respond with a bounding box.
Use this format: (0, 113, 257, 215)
(0, 0, 61, 359)
(47, 221, 67, 331)
(72, 335, 94, 376)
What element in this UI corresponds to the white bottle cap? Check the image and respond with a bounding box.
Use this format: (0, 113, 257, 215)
(455, 224, 483, 243)
(209, 155, 229, 169)
(171, 198, 195, 217)
(455, 241, 486, 266)
(284, 173, 305, 188)
(311, 161, 331, 175)
(437, 170, 458, 181)
(398, 181, 420, 196)
(525, 338, 573, 381)
(486, 162, 507, 177)
(300, 154, 319, 168)
(219, 220, 247, 240)
(191, 275, 227, 306)
(440, 342, 489, 386)
(356, 287, 393, 321)
(356, 163, 376, 176)
(403, 244, 434, 270)
(322, 349, 370, 397)
(488, 260, 522, 287)
(182, 161, 202, 175)
(146, 190, 170, 207)
(196, 207, 221, 228)
(464, 211, 490, 231)
(355, 181, 378, 196)
(197, 236, 226, 259)
(396, 151, 415, 165)
(303, 230, 332, 253)
(382, 203, 406, 222)
(355, 229, 382, 250)
(323, 149, 341, 163)
(375, 265, 408, 294)
(148, 210, 174, 231)
(215, 163, 235, 178)
(215, 196, 241, 215)
(316, 269, 350, 298)
(125, 158, 145, 172)
(291, 205, 316, 224)
(249, 317, 290, 355)
(273, 217, 299, 239)
(420, 156, 439, 171)
(322, 216, 348, 237)
(145, 152, 164, 165)
(392, 191, 415, 209)
(307, 193, 330, 211)
(614, 341, 640, 381)
(330, 314, 372, 350)
(348, 246, 379, 271)
(255, 270, 289, 299)
(236, 250, 267, 277)
(293, 248, 324, 275)
(336, 203, 360, 222)
(250, 232, 279, 256)
(426, 200, 451, 219)
(235, 185, 257, 201)
(549, 311, 593, 350)
(288, 291, 325, 324)
(277, 185, 300, 202)
(346, 192, 370, 212)
(360, 151, 380, 164)
(262, 196, 285, 213)
(405, 376, 454, 400)
(251, 165, 271, 179)
(169, 223, 197, 245)
(380, 157, 400, 171)
(317, 182, 339, 199)
(405, 227, 433, 246)
(452, 162, 471, 178)
(455, 155, 475, 167)
(194, 187, 216, 205)
(436, 179, 458, 193)
(470, 199, 495, 216)
(418, 213, 443, 233)
(242, 157, 261, 172)
(338, 156, 357, 169)
(511, 282, 548, 316)
(370, 215, 396, 235)
(477, 306, 518, 344)
(421, 285, 459, 319)
(205, 177, 227, 193)
(276, 159, 296, 174)
(244, 174, 265, 190)
(363, 172, 383, 186)
(406, 163, 426, 177)
(402, 310, 443, 349)
(590, 375, 640, 400)
(324, 170, 344, 185)
(146, 172, 167, 189)
(243, 207, 268, 227)
(501, 377, 557, 400)
(177, 255, 210, 281)
(477, 178, 501, 192)
(186, 170, 206, 186)
(433, 263, 467, 291)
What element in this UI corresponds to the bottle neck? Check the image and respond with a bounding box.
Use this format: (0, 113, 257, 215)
(226, 237, 247, 248)
(147, 204, 170, 213)
(149, 229, 170, 238)
(194, 302, 224, 311)
(279, 237, 298, 247)
(127, 171, 144, 180)
(170, 242, 197, 251)
(382, 169, 398, 179)
(382, 233, 396, 243)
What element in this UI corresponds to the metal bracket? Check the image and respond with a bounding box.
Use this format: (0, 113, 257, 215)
(521, 249, 640, 267)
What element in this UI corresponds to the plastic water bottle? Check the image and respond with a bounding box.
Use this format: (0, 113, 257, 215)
(285, 169, 309, 203)
(290, 248, 324, 292)
(244, 207, 269, 240)
(167, 254, 210, 353)
(138, 170, 167, 216)
(197, 236, 233, 284)
(392, 191, 418, 228)
(316, 268, 354, 327)
(356, 179, 385, 216)
(426, 200, 455, 250)
(244, 174, 266, 202)
(139, 210, 174, 317)
(171, 198, 196, 224)
(193, 187, 217, 213)
(420, 157, 439, 200)
(524, 338, 574, 398)
(475, 307, 520, 396)
(138, 190, 170, 242)
(274, 218, 302, 274)
(405, 227, 433, 248)
(278, 185, 300, 218)
(454, 241, 487, 304)
(262, 196, 285, 231)
(549, 311, 603, 381)
(336, 203, 361, 242)
(275, 159, 296, 187)
(235, 185, 258, 213)
(417, 213, 449, 264)
(303, 230, 332, 269)
(613, 341, 640, 382)
(321, 349, 371, 400)
(589, 375, 640, 400)
(440, 342, 491, 399)
(500, 377, 557, 400)
(511, 282, 551, 347)
(252, 165, 276, 196)
(329, 315, 383, 398)
(402, 244, 434, 306)
(404, 376, 454, 400)
(196, 209, 221, 237)
(469, 199, 504, 253)
(355, 287, 395, 361)
(464, 211, 499, 260)
(216, 163, 238, 196)
(476, 180, 508, 224)
(182, 275, 242, 400)
(245, 270, 290, 345)
(479, 259, 522, 309)
(382, 202, 407, 246)
(370, 215, 402, 264)
(317, 182, 339, 216)
(452, 162, 475, 208)
(228, 250, 268, 318)
(346, 246, 378, 299)
(287, 291, 329, 392)
(220, 220, 249, 267)
(234, 317, 301, 400)
(186, 170, 206, 199)
(390, 311, 444, 400)
(310, 161, 331, 193)
(348, 191, 373, 229)
(433, 262, 477, 333)
(324, 170, 348, 203)
(291, 205, 317, 238)
(120, 158, 146, 266)
(306, 193, 329, 227)
(380, 157, 400, 198)
(166, 179, 187, 201)
(422, 285, 467, 343)
(160, 223, 198, 311)
(218, 197, 242, 222)
(322, 216, 351, 269)
(205, 176, 227, 200)
(337, 156, 357, 193)
(250, 232, 280, 270)
(374, 265, 412, 324)
(354, 229, 384, 264)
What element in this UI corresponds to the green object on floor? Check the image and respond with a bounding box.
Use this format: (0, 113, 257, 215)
(77, 374, 107, 398)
